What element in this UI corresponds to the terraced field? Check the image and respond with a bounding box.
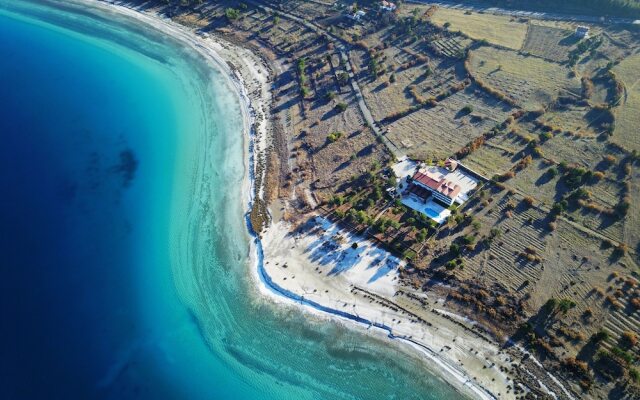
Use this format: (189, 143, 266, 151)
(538, 105, 605, 136)
(468, 46, 582, 110)
(510, 159, 564, 206)
(459, 195, 549, 294)
(430, 8, 528, 50)
(626, 168, 640, 255)
(462, 131, 525, 177)
(541, 133, 623, 169)
(386, 85, 513, 161)
(612, 53, 640, 152)
(522, 24, 575, 63)
(431, 37, 471, 59)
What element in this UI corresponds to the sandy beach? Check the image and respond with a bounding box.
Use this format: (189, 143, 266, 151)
(73, 2, 575, 399)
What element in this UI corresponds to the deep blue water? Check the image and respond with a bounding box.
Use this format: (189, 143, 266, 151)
(0, 2, 466, 400)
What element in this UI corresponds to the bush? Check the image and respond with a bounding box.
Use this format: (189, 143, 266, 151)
(558, 298, 576, 313)
(630, 368, 640, 383)
(593, 330, 609, 342)
(327, 131, 343, 142)
(463, 235, 476, 245)
(225, 8, 240, 20)
(335, 103, 348, 112)
(621, 331, 638, 348)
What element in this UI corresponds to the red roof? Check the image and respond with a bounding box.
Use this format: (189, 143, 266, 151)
(413, 171, 440, 190)
(412, 171, 461, 200)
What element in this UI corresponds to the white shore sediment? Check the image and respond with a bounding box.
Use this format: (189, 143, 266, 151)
(70, 2, 571, 400)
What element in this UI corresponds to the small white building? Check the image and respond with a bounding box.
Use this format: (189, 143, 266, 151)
(347, 9, 366, 21)
(575, 26, 590, 38)
(380, 1, 397, 12)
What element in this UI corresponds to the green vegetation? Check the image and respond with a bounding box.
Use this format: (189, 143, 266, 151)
(225, 8, 240, 21)
(327, 131, 343, 142)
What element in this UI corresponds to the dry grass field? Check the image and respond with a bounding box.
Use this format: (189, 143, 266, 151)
(538, 105, 607, 136)
(430, 8, 528, 50)
(626, 168, 640, 255)
(510, 159, 564, 206)
(541, 133, 623, 169)
(468, 46, 582, 110)
(522, 24, 575, 63)
(386, 85, 513, 161)
(462, 130, 527, 177)
(458, 193, 550, 293)
(612, 53, 640, 152)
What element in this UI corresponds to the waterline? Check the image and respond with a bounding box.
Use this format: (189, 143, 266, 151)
(0, 1, 468, 399)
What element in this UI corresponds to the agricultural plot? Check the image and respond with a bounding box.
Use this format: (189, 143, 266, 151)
(431, 37, 471, 59)
(625, 168, 640, 256)
(462, 132, 526, 177)
(280, 0, 332, 20)
(458, 195, 549, 293)
(468, 46, 582, 110)
(540, 132, 623, 170)
(430, 8, 528, 50)
(538, 221, 627, 325)
(539, 104, 609, 136)
(522, 24, 575, 63)
(360, 64, 429, 121)
(510, 159, 563, 206)
(386, 85, 513, 161)
(575, 34, 634, 76)
(612, 53, 640, 152)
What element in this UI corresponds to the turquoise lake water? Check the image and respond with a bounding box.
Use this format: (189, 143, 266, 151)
(0, 1, 466, 399)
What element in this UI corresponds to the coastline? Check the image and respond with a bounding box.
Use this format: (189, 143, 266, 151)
(66, 2, 568, 400)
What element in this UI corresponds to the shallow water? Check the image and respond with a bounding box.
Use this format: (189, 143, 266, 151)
(0, 1, 465, 399)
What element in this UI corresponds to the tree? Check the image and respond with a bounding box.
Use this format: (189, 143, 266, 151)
(325, 91, 337, 101)
(558, 298, 576, 314)
(225, 8, 240, 21)
(335, 103, 348, 112)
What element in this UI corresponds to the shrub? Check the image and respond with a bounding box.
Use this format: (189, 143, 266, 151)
(327, 131, 343, 142)
(630, 368, 640, 383)
(463, 235, 476, 245)
(593, 330, 609, 342)
(335, 103, 348, 112)
(621, 331, 638, 348)
(558, 298, 576, 313)
(225, 8, 240, 20)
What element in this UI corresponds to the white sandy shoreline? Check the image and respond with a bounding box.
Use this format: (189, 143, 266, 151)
(59, 2, 568, 400)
